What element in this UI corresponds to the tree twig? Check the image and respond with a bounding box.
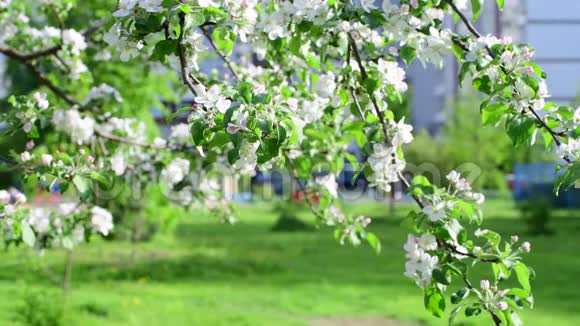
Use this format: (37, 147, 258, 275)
(445, 0, 568, 160)
(176, 13, 200, 96)
(348, 34, 424, 208)
(200, 26, 240, 82)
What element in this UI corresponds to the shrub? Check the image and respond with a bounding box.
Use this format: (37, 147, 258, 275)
(15, 289, 64, 326)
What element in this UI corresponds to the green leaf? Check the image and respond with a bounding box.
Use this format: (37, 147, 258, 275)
(289, 34, 302, 57)
(72, 175, 92, 200)
(179, 4, 192, 13)
(190, 119, 205, 145)
(471, 0, 483, 20)
(465, 306, 481, 317)
(167, 106, 192, 123)
(366, 233, 381, 254)
(189, 11, 205, 26)
(363, 78, 380, 94)
(522, 76, 539, 94)
(399, 45, 416, 66)
(237, 82, 253, 104)
(472, 76, 492, 95)
(451, 288, 469, 304)
(513, 262, 531, 294)
(554, 163, 580, 195)
(475, 228, 501, 247)
(212, 27, 236, 56)
(227, 148, 240, 165)
(506, 116, 536, 147)
(507, 288, 530, 300)
(89, 172, 112, 190)
(424, 287, 446, 318)
(152, 40, 178, 62)
(432, 268, 450, 285)
(458, 62, 473, 87)
(527, 62, 546, 79)
(22, 222, 36, 247)
(481, 102, 507, 126)
(496, 0, 505, 10)
(449, 305, 464, 326)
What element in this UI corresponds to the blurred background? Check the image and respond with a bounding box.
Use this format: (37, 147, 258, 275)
(1, 0, 580, 325)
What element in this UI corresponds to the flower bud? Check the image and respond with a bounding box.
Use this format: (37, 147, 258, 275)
(26, 140, 35, 150)
(511, 235, 519, 242)
(87, 156, 95, 163)
(480, 279, 490, 290)
(21, 151, 31, 162)
(0, 190, 10, 205)
(497, 301, 508, 311)
(41, 154, 53, 166)
(56, 160, 64, 167)
(521, 241, 531, 253)
(14, 193, 26, 204)
(526, 66, 534, 75)
(4, 204, 15, 216)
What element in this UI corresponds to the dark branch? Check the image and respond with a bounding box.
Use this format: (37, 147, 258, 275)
(445, 0, 568, 160)
(176, 13, 200, 96)
(200, 26, 240, 82)
(348, 34, 424, 208)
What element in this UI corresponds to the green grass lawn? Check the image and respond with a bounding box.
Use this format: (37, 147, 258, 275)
(0, 197, 579, 325)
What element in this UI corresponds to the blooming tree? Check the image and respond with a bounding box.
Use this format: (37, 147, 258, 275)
(0, 0, 577, 324)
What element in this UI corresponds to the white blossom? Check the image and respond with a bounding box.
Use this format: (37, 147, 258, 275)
(418, 234, 437, 251)
(403, 234, 439, 288)
(233, 140, 258, 175)
(198, 0, 218, 7)
(33, 92, 49, 110)
(27, 208, 51, 234)
(21, 151, 31, 162)
(194, 85, 231, 114)
(316, 174, 338, 198)
(367, 143, 405, 192)
(360, 0, 377, 12)
(86, 84, 123, 103)
(139, 0, 163, 13)
(497, 302, 508, 311)
(521, 241, 531, 253)
(480, 279, 490, 290)
(55, 203, 78, 216)
(110, 154, 127, 176)
(152, 137, 167, 149)
(170, 123, 191, 145)
(41, 154, 53, 166)
(375, 59, 407, 93)
(90, 206, 114, 236)
(422, 202, 446, 222)
(113, 0, 138, 17)
(0, 190, 10, 205)
(4, 204, 15, 216)
(391, 118, 414, 146)
(314, 72, 337, 98)
(0, 0, 11, 9)
(53, 109, 95, 145)
(161, 158, 191, 187)
(62, 29, 87, 55)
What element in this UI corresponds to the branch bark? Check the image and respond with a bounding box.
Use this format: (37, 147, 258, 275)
(348, 34, 424, 208)
(445, 0, 568, 161)
(177, 13, 201, 96)
(200, 26, 240, 82)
